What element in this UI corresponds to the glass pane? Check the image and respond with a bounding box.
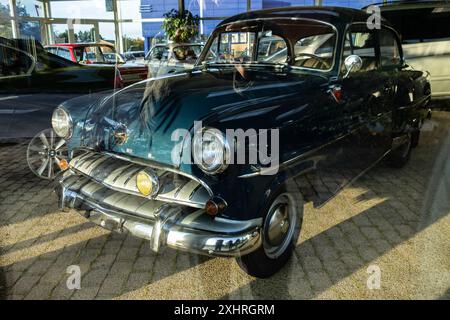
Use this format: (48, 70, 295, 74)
(379, 28, 401, 67)
(99, 22, 116, 43)
(121, 22, 144, 52)
(52, 24, 69, 43)
(18, 19, 41, 41)
(0, 0, 12, 38)
(261, 0, 313, 9)
(294, 32, 336, 70)
(50, 0, 114, 20)
(257, 32, 287, 64)
(321, 0, 376, 8)
(16, 0, 42, 18)
(73, 24, 95, 43)
(0, 44, 33, 76)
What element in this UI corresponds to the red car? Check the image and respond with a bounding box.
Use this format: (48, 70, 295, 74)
(45, 43, 148, 86)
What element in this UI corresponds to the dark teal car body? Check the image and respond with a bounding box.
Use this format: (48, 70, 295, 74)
(56, 7, 431, 277)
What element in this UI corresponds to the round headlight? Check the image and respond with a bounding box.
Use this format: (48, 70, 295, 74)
(193, 128, 230, 174)
(52, 107, 73, 139)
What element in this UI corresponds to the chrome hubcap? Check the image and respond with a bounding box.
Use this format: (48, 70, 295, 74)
(27, 128, 68, 180)
(267, 204, 290, 246)
(263, 193, 298, 259)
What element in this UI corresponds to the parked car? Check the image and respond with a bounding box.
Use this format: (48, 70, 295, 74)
(45, 43, 148, 86)
(54, 7, 431, 277)
(124, 50, 145, 64)
(144, 43, 203, 77)
(370, 1, 450, 103)
(0, 37, 120, 179)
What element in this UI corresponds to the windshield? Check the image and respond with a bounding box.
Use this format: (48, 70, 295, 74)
(200, 19, 337, 71)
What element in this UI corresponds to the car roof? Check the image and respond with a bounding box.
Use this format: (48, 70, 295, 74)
(217, 6, 388, 28)
(365, 0, 450, 11)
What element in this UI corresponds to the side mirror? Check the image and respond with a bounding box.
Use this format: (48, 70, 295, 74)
(344, 54, 363, 78)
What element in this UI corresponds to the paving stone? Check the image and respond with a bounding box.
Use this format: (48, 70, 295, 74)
(10, 275, 40, 295)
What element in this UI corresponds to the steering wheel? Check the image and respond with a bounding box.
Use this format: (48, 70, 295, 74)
(294, 53, 330, 69)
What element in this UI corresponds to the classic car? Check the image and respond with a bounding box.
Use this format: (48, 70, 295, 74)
(368, 0, 450, 104)
(45, 43, 148, 86)
(54, 7, 431, 277)
(0, 37, 120, 179)
(124, 50, 146, 64)
(144, 42, 203, 77)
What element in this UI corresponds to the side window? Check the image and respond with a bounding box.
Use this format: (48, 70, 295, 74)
(57, 48, 72, 61)
(150, 46, 167, 61)
(341, 25, 377, 74)
(0, 45, 33, 78)
(294, 32, 336, 70)
(379, 27, 401, 68)
(257, 33, 287, 64)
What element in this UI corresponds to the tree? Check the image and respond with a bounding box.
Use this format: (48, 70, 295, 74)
(0, 1, 40, 40)
(162, 9, 199, 43)
(123, 36, 144, 51)
(54, 28, 103, 44)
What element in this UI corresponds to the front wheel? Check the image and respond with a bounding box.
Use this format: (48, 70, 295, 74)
(27, 129, 69, 180)
(236, 183, 304, 278)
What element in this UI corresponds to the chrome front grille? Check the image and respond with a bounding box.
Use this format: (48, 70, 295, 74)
(69, 151, 210, 209)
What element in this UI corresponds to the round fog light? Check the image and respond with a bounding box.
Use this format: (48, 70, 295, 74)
(136, 171, 154, 196)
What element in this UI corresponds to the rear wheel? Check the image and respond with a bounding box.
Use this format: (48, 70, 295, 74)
(236, 182, 303, 278)
(387, 133, 412, 169)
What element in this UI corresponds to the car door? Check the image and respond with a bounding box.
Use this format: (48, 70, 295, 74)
(0, 44, 35, 138)
(334, 24, 393, 173)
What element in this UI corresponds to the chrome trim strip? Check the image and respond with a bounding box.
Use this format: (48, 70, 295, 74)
(71, 166, 206, 209)
(202, 17, 339, 74)
(101, 151, 213, 197)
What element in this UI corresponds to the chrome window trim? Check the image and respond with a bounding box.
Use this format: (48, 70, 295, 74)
(199, 17, 339, 74)
(338, 22, 405, 78)
(0, 44, 36, 80)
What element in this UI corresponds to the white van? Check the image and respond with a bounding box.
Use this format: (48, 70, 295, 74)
(376, 1, 450, 103)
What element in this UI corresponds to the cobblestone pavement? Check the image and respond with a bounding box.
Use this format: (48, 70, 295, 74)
(0, 113, 449, 300)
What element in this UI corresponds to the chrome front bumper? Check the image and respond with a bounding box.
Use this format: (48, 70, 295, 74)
(57, 174, 262, 257)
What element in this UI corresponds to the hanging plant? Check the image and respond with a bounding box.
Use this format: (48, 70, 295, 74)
(162, 9, 200, 43)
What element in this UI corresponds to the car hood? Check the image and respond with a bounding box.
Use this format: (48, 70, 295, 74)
(74, 67, 328, 170)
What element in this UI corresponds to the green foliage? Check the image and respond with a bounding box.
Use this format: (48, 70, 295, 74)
(123, 37, 144, 51)
(162, 9, 199, 43)
(0, 1, 40, 39)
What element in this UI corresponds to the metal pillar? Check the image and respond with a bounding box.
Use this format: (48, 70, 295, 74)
(43, 0, 54, 44)
(113, 0, 124, 53)
(93, 22, 100, 42)
(8, 0, 20, 38)
(178, 0, 185, 13)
